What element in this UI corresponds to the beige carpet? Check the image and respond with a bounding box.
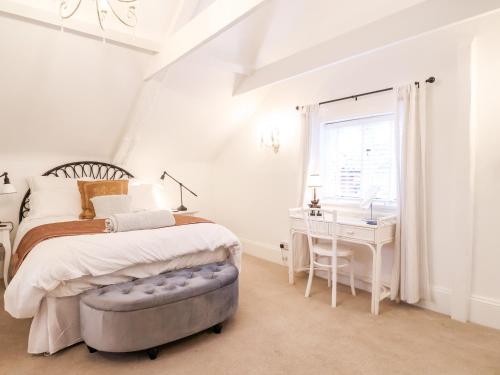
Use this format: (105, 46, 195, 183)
(1, 254, 500, 375)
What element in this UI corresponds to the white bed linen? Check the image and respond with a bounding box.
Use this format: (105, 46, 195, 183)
(6, 215, 241, 319)
(4, 215, 241, 353)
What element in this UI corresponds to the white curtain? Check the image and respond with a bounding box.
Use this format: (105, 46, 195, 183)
(294, 104, 320, 269)
(391, 84, 431, 303)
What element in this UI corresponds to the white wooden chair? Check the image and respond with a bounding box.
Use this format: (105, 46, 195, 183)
(302, 207, 356, 307)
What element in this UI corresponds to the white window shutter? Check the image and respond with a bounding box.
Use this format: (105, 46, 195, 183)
(321, 114, 396, 204)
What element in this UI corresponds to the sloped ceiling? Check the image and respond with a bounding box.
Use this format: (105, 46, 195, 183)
(130, 58, 267, 163)
(0, 0, 214, 159)
(133, 0, 429, 162)
(252, 0, 427, 68)
(0, 14, 148, 158)
(190, 0, 427, 72)
(0, 0, 440, 163)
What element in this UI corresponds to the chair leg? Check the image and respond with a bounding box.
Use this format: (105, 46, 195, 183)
(331, 255, 337, 307)
(327, 264, 332, 288)
(305, 258, 314, 298)
(349, 255, 356, 296)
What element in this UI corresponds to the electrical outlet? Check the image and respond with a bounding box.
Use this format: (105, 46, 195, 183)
(279, 241, 289, 250)
(279, 241, 288, 263)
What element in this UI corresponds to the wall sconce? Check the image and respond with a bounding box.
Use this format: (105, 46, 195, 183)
(260, 127, 280, 154)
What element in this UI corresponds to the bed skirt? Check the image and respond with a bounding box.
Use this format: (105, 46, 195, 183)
(29, 296, 82, 354)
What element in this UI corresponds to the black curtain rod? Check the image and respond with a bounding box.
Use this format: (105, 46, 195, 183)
(295, 76, 435, 110)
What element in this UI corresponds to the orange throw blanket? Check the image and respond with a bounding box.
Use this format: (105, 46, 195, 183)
(11, 215, 212, 277)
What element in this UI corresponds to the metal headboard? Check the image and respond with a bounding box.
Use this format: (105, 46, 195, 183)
(19, 161, 134, 223)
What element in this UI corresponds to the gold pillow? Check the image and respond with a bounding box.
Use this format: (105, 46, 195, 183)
(77, 180, 129, 219)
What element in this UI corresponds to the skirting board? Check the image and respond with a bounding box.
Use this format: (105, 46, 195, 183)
(240, 238, 285, 266)
(240, 238, 377, 292)
(420, 288, 500, 330)
(418, 286, 452, 316)
(470, 294, 500, 330)
(241, 237, 500, 330)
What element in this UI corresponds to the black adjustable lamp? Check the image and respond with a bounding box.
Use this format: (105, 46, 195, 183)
(160, 171, 198, 212)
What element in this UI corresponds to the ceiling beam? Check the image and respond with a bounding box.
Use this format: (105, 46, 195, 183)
(144, 0, 270, 81)
(164, 0, 201, 36)
(0, 0, 160, 53)
(192, 55, 253, 75)
(234, 0, 500, 95)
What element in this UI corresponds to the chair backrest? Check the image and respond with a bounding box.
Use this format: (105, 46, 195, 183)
(301, 208, 338, 253)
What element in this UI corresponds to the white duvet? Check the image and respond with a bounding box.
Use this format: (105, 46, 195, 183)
(5, 216, 241, 319)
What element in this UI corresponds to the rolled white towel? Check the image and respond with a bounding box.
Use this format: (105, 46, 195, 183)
(105, 210, 176, 233)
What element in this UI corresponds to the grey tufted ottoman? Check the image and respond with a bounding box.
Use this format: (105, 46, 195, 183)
(79, 261, 238, 359)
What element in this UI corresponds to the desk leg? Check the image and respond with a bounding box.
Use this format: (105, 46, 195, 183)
(288, 230, 295, 285)
(390, 240, 400, 303)
(373, 243, 383, 315)
(331, 246, 337, 308)
(370, 245, 376, 314)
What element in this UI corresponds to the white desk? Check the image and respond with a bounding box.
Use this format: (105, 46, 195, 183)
(288, 210, 396, 315)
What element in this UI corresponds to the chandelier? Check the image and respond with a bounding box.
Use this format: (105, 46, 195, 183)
(59, 0, 138, 30)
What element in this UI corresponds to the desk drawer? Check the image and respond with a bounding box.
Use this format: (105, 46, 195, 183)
(338, 225, 375, 242)
(291, 218, 331, 236)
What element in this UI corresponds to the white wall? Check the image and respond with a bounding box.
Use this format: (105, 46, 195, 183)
(119, 60, 267, 218)
(469, 23, 500, 328)
(124, 155, 215, 218)
(212, 20, 500, 328)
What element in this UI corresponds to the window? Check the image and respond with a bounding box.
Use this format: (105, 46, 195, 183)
(320, 113, 397, 205)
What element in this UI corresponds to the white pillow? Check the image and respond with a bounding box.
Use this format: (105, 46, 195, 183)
(128, 184, 169, 211)
(28, 175, 78, 193)
(91, 195, 132, 218)
(29, 189, 82, 219)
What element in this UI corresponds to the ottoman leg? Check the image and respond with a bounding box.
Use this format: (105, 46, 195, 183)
(87, 345, 97, 353)
(147, 347, 159, 360)
(212, 323, 223, 334)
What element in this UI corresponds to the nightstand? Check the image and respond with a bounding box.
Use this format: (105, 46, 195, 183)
(1, 224, 12, 287)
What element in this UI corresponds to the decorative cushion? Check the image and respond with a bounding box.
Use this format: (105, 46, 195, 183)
(90, 194, 132, 219)
(78, 180, 128, 219)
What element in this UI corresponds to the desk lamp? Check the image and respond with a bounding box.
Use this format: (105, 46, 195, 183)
(360, 186, 380, 225)
(160, 171, 197, 212)
(308, 174, 322, 216)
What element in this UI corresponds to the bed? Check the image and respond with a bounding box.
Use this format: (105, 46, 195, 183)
(3, 161, 241, 355)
